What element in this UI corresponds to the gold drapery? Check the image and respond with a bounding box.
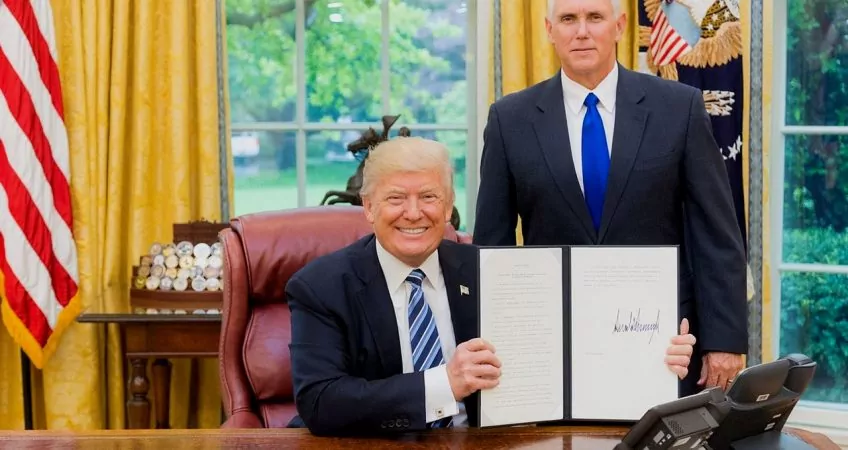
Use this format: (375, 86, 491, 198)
(492, 0, 641, 244)
(0, 0, 232, 430)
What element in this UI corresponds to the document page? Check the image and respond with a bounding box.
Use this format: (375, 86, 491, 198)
(478, 247, 564, 427)
(570, 246, 679, 421)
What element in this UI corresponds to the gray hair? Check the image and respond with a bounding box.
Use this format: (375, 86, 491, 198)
(359, 136, 454, 202)
(547, 0, 622, 19)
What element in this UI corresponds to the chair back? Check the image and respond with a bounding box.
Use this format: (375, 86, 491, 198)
(218, 205, 469, 427)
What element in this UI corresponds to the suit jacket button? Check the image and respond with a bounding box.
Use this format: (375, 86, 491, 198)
(402, 419, 410, 427)
(387, 421, 394, 428)
(396, 419, 404, 428)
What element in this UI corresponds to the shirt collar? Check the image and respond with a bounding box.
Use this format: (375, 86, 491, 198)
(560, 63, 618, 116)
(376, 237, 442, 294)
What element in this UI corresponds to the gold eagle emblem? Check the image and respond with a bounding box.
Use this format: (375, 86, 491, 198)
(640, 0, 742, 80)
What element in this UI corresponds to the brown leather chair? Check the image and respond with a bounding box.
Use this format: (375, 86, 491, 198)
(218, 205, 471, 428)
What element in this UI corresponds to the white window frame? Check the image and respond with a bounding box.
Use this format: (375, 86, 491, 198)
(771, 0, 848, 444)
(229, 0, 482, 231)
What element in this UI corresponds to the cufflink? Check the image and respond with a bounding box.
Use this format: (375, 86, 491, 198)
(435, 408, 444, 418)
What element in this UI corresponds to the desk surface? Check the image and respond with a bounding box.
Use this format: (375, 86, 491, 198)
(0, 426, 840, 449)
(0, 426, 625, 449)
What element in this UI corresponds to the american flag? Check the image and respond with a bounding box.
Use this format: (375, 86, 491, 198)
(649, 8, 692, 66)
(0, 0, 80, 369)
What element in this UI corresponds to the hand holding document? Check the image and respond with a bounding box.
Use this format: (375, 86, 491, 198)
(446, 338, 502, 401)
(667, 318, 696, 380)
(477, 246, 680, 427)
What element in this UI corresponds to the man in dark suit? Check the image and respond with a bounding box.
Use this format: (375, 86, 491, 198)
(473, 0, 747, 395)
(288, 136, 698, 436)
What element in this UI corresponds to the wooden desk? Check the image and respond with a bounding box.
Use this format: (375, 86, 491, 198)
(0, 426, 624, 449)
(76, 314, 221, 430)
(0, 426, 840, 449)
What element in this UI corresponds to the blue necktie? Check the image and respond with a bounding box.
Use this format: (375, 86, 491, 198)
(582, 92, 610, 231)
(406, 269, 452, 428)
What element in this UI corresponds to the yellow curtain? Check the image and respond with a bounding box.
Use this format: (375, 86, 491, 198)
(0, 331, 24, 428)
(493, 0, 640, 244)
(0, 0, 231, 430)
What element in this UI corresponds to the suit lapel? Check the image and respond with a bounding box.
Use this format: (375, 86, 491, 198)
(598, 66, 649, 242)
(438, 241, 481, 427)
(351, 236, 403, 374)
(438, 242, 476, 344)
(533, 73, 597, 242)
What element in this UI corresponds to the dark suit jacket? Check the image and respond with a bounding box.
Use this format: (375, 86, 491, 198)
(473, 65, 748, 392)
(286, 235, 479, 436)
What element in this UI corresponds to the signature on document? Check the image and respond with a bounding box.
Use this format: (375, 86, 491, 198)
(611, 308, 660, 344)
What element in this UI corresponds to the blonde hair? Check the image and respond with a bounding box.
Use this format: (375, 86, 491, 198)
(547, 0, 622, 19)
(359, 136, 454, 201)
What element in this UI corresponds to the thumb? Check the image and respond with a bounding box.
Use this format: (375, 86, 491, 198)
(680, 318, 690, 335)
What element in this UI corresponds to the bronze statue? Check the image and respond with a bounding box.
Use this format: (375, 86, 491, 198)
(320, 115, 461, 230)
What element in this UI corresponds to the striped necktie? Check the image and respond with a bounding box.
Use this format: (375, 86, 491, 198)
(406, 269, 453, 428)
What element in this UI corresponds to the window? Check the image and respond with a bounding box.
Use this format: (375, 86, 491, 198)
(772, 0, 848, 440)
(225, 0, 477, 231)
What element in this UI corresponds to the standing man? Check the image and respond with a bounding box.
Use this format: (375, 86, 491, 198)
(473, 0, 747, 395)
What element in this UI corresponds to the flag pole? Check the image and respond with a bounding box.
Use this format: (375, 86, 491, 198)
(20, 350, 33, 430)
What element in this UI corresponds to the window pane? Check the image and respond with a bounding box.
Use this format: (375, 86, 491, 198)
(389, 0, 467, 125)
(306, 2, 381, 123)
(306, 130, 362, 207)
(225, 0, 296, 123)
(779, 272, 848, 403)
(782, 135, 848, 265)
(232, 131, 297, 215)
(785, 0, 848, 126)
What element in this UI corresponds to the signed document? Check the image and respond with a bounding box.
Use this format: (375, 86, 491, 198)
(478, 247, 564, 427)
(570, 246, 679, 421)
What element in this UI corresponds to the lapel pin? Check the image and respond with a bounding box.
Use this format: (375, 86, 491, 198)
(460, 285, 469, 295)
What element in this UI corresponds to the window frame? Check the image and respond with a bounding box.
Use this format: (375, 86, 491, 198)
(228, 0, 481, 231)
(771, 0, 848, 443)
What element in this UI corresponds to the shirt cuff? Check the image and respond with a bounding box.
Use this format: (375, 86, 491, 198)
(424, 364, 460, 423)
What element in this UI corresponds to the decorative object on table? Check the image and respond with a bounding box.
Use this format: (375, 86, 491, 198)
(319, 114, 462, 230)
(130, 220, 229, 315)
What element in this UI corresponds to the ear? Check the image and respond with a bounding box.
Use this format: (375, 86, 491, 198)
(615, 13, 627, 42)
(362, 196, 376, 224)
(545, 17, 555, 43)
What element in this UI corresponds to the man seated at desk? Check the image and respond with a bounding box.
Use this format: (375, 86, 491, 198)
(286, 137, 697, 436)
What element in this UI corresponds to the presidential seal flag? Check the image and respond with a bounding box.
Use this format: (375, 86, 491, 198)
(637, 0, 747, 248)
(0, 0, 80, 369)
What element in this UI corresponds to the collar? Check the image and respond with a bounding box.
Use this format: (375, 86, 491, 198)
(375, 237, 443, 294)
(561, 63, 618, 116)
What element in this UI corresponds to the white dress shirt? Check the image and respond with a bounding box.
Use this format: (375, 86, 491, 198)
(375, 239, 466, 426)
(561, 64, 618, 193)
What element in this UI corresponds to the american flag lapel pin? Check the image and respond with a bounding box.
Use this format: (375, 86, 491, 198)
(460, 285, 469, 296)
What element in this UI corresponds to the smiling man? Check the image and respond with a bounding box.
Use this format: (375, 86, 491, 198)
(473, 0, 748, 395)
(286, 137, 501, 436)
(286, 136, 697, 436)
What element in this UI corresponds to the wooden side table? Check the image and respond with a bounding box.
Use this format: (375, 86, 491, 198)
(77, 314, 221, 429)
